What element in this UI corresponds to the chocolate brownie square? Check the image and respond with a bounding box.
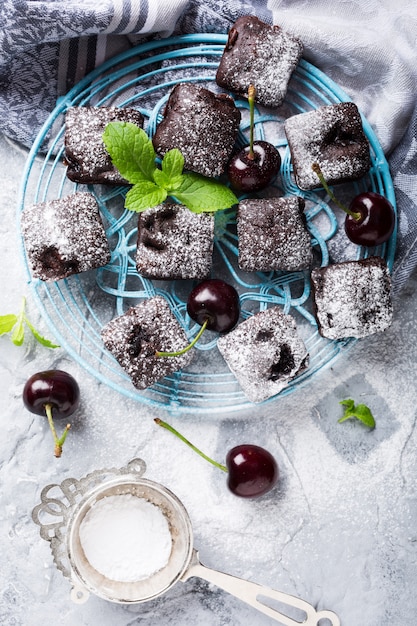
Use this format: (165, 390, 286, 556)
(152, 82, 241, 178)
(217, 307, 309, 403)
(21, 191, 111, 281)
(136, 203, 214, 279)
(64, 106, 144, 184)
(237, 196, 313, 272)
(284, 102, 371, 190)
(101, 295, 193, 390)
(216, 15, 303, 108)
(311, 256, 393, 340)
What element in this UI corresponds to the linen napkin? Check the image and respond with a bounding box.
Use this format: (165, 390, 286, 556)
(1, 0, 416, 293)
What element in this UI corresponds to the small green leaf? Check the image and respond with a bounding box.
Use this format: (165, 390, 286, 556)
(125, 182, 167, 212)
(162, 149, 184, 180)
(338, 398, 376, 429)
(25, 318, 60, 349)
(0, 297, 59, 349)
(102, 122, 157, 183)
(152, 168, 173, 189)
(11, 318, 25, 346)
(174, 173, 238, 213)
(0, 314, 17, 335)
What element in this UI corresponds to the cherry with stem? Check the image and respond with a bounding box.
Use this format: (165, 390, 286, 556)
(227, 85, 281, 193)
(312, 162, 395, 247)
(23, 370, 80, 457)
(154, 418, 279, 498)
(156, 278, 240, 358)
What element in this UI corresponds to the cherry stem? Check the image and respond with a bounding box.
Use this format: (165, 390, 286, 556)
(248, 84, 256, 160)
(154, 418, 228, 472)
(155, 319, 208, 358)
(44, 403, 71, 458)
(311, 162, 361, 220)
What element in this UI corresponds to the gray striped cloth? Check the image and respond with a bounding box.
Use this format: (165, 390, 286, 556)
(1, 0, 417, 294)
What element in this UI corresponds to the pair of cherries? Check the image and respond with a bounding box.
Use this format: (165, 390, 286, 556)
(23, 367, 278, 497)
(227, 83, 395, 248)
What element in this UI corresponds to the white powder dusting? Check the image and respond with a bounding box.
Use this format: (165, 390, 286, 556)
(79, 494, 172, 582)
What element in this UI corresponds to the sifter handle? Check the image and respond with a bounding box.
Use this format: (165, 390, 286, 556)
(181, 550, 340, 626)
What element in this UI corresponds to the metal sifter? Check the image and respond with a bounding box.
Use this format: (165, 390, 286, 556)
(32, 458, 340, 625)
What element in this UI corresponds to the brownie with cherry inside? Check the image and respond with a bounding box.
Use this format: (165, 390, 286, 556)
(136, 203, 214, 280)
(216, 15, 303, 108)
(284, 102, 371, 191)
(152, 82, 241, 178)
(311, 256, 393, 340)
(217, 306, 309, 403)
(101, 296, 193, 390)
(237, 196, 313, 272)
(64, 106, 145, 184)
(21, 191, 111, 281)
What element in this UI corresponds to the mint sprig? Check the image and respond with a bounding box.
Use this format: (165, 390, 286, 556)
(0, 297, 59, 349)
(338, 398, 376, 429)
(102, 121, 238, 214)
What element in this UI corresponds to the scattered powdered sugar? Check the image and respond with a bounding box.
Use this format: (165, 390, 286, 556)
(79, 494, 172, 583)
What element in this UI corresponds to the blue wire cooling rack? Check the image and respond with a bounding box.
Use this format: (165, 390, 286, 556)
(17, 34, 396, 415)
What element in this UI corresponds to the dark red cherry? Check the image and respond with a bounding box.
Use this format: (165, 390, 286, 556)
(187, 278, 240, 333)
(227, 140, 281, 192)
(226, 444, 279, 498)
(23, 370, 80, 417)
(23, 370, 80, 457)
(344, 192, 395, 246)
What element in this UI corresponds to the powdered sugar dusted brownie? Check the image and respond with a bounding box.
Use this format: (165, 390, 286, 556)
(284, 102, 371, 190)
(136, 204, 214, 279)
(64, 106, 144, 184)
(237, 196, 313, 272)
(152, 82, 241, 177)
(217, 307, 309, 403)
(21, 192, 111, 281)
(216, 15, 303, 108)
(311, 256, 392, 340)
(101, 296, 193, 390)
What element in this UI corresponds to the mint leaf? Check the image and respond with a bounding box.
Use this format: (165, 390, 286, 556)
(0, 314, 17, 335)
(162, 149, 184, 180)
(125, 181, 167, 212)
(174, 173, 238, 213)
(338, 398, 376, 429)
(152, 168, 184, 192)
(0, 297, 59, 349)
(25, 318, 60, 349)
(11, 301, 25, 346)
(102, 122, 156, 183)
(102, 123, 239, 214)
(152, 168, 174, 190)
